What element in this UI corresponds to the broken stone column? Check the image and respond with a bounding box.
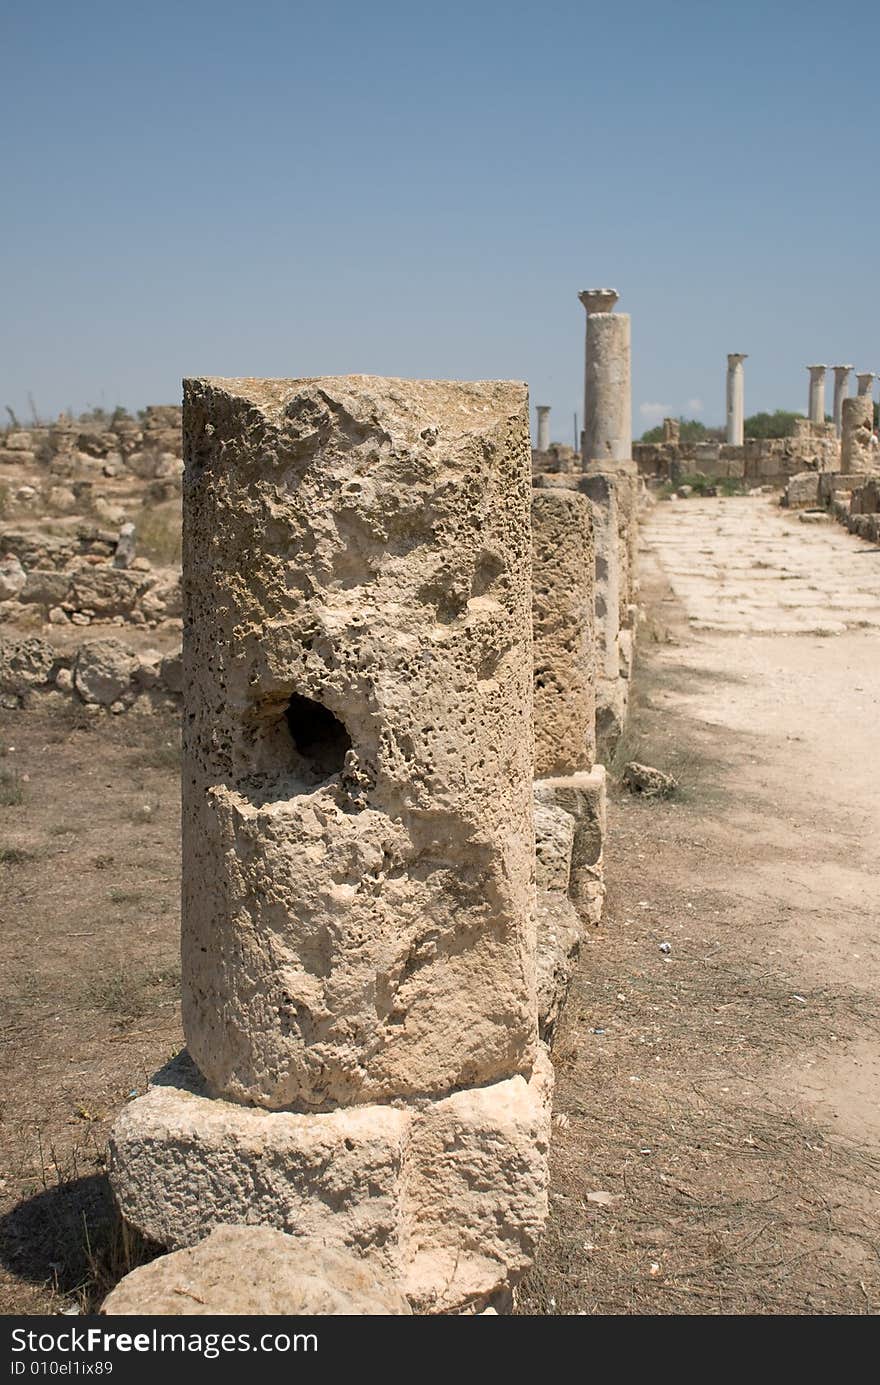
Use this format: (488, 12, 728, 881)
(579, 289, 631, 465)
(530, 490, 604, 1037)
(832, 365, 853, 437)
(856, 371, 875, 397)
(536, 404, 551, 452)
(663, 417, 680, 444)
(725, 354, 747, 446)
(807, 365, 827, 425)
(841, 393, 874, 474)
(531, 489, 596, 779)
(110, 375, 551, 1314)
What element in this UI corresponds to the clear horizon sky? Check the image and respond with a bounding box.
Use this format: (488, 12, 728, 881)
(3, 0, 878, 444)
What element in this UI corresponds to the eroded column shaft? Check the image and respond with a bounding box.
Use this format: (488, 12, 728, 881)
(807, 365, 827, 425)
(579, 290, 631, 465)
(841, 393, 874, 473)
(536, 404, 551, 452)
(531, 489, 596, 777)
(181, 375, 537, 1111)
(832, 365, 853, 438)
(726, 354, 747, 446)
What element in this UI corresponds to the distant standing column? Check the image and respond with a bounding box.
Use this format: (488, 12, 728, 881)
(831, 365, 853, 438)
(856, 371, 875, 397)
(725, 354, 747, 445)
(578, 289, 631, 466)
(536, 404, 551, 452)
(807, 365, 827, 425)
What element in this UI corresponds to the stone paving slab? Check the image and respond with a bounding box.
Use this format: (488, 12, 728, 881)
(647, 497, 880, 634)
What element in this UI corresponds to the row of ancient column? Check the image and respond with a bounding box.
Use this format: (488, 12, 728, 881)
(811, 366, 875, 436)
(537, 319, 876, 456)
(726, 358, 875, 445)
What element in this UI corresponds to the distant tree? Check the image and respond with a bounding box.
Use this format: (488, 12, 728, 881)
(743, 410, 804, 439)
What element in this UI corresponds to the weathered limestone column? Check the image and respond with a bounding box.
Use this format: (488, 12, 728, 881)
(579, 289, 631, 465)
(536, 404, 551, 451)
(841, 393, 874, 473)
(110, 376, 551, 1314)
(807, 364, 827, 425)
(530, 487, 605, 1036)
(725, 354, 747, 445)
(856, 371, 875, 397)
(531, 490, 596, 778)
(832, 365, 853, 437)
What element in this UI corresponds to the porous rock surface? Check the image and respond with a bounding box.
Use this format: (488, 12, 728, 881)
(102, 1225, 411, 1316)
(109, 1047, 552, 1313)
(531, 489, 596, 776)
(181, 376, 537, 1110)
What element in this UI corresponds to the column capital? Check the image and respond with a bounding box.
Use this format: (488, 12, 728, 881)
(536, 404, 550, 414)
(806, 364, 827, 376)
(856, 372, 875, 393)
(832, 364, 854, 375)
(579, 289, 619, 314)
(727, 353, 748, 367)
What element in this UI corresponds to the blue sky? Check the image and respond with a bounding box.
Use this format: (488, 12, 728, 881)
(2, 0, 877, 442)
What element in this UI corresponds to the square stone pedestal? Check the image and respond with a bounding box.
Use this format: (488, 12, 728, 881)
(109, 1048, 552, 1315)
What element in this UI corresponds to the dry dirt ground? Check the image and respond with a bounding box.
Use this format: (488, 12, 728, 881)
(0, 706, 182, 1313)
(1, 495, 879, 1315)
(519, 496, 880, 1314)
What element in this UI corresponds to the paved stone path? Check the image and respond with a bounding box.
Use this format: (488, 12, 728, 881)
(649, 495, 880, 635)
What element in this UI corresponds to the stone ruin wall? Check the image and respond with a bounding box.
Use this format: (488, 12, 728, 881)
(633, 421, 840, 488)
(0, 407, 183, 635)
(778, 397, 880, 541)
(96, 373, 641, 1313)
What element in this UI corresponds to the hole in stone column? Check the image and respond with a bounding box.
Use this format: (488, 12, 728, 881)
(284, 693, 352, 780)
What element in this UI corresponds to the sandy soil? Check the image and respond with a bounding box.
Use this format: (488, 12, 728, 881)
(519, 496, 880, 1314)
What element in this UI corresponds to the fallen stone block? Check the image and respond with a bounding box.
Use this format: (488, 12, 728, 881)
(74, 638, 137, 705)
(622, 761, 678, 798)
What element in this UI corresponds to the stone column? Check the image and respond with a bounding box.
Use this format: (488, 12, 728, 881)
(531, 487, 606, 1037)
(841, 393, 874, 473)
(110, 375, 551, 1314)
(579, 289, 631, 465)
(807, 365, 827, 425)
(856, 371, 875, 397)
(725, 354, 747, 445)
(531, 489, 596, 778)
(831, 365, 853, 437)
(662, 417, 680, 444)
(536, 404, 551, 451)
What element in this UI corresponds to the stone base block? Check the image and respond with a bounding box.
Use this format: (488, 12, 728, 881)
(618, 627, 634, 680)
(596, 676, 628, 759)
(783, 472, 821, 509)
(534, 765, 606, 931)
(109, 1049, 552, 1315)
(535, 891, 582, 1039)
